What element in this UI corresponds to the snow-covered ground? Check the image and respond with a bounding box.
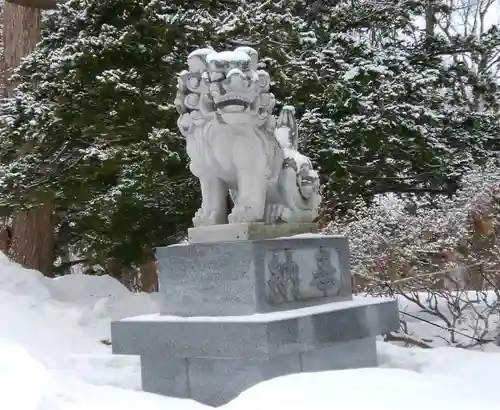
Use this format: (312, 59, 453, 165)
(1, 253, 500, 410)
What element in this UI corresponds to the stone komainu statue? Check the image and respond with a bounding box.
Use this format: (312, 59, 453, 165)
(175, 47, 321, 226)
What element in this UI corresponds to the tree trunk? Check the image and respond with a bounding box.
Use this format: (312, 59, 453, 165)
(4, 3, 55, 276)
(3, 2, 41, 93)
(0, 225, 11, 255)
(0, 5, 5, 98)
(139, 256, 158, 293)
(11, 203, 55, 276)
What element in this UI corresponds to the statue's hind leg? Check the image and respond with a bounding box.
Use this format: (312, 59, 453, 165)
(193, 177, 228, 226)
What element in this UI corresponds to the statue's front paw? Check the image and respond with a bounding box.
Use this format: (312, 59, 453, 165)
(192, 209, 206, 226)
(228, 204, 263, 224)
(193, 208, 218, 226)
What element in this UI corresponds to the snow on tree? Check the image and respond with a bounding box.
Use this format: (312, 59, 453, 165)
(1, 0, 500, 283)
(325, 163, 500, 346)
(228, 0, 500, 217)
(0, 0, 234, 277)
(437, 0, 500, 112)
(302, 33, 500, 212)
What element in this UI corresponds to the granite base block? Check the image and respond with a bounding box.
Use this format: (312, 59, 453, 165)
(187, 222, 318, 244)
(111, 297, 399, 406)
(156, 236, 352, 317)
(140, 337, 376, 407)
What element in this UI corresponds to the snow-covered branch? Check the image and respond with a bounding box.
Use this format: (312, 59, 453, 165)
(325, 163, 500, 346)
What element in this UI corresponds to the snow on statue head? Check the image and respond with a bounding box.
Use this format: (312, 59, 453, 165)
(176, 47, 321, 226)
(177, 47, 273, 130)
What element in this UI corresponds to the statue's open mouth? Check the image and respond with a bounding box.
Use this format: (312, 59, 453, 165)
(215, 99, 250, 113)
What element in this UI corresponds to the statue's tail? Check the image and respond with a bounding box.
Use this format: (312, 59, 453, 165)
(275, 106, 298, 150)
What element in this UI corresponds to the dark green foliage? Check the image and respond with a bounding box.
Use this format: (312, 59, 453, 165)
(0, 0, 230, 267)
(230, 0, 500, 216)
(299, 35, 500, 213)
(1, 0, 499, 271)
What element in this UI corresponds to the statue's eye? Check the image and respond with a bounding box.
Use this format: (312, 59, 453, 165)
(210, 72, 225, 82)
(214, 60, 231, 70)
(240, 61, 249, 70)
(214, 60, 226, 69)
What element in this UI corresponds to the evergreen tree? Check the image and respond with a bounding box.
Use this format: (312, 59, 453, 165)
(300, 34, 500, 213)
(230, 0, 500, 215)
(0, 0, 231, 271)
(1, 0, 500, 275)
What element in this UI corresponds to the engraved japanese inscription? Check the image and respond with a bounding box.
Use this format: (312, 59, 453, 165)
(267, 250, 300, 302)
(264, 246, 342, 304)
(310, 246, 339, 296)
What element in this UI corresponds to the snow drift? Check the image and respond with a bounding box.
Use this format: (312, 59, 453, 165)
(0, 252, 499, 409)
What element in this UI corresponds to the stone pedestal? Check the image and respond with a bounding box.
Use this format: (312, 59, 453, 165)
(111, 234, 399, 406)
(187, 222, 318, 244)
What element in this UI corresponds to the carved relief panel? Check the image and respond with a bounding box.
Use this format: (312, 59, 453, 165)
(264, 246, 342, 304)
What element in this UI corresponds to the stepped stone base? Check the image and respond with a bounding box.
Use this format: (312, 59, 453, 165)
(139, 337, 376, 407)
(111, 234, 400, 406)
(111, 297, 399, 406)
